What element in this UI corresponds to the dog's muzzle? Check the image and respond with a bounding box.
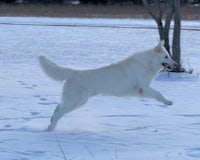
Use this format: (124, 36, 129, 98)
(162, 62, 177, 71)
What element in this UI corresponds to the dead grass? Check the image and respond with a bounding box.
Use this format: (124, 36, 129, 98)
(0, 4, 199, 20)
(181, 5, 200, 20)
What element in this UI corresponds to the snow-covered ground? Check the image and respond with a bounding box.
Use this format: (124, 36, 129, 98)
(0, 17, 200, 160)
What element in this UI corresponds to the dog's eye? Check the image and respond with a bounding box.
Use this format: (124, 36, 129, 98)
(165, 56, 168, 59)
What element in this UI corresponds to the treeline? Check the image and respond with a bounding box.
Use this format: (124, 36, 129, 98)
(0, 0, 199, 5)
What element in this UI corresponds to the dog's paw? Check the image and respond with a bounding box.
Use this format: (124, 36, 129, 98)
(47, 124, 55, 132)
(165, 100, 173, 105)
(43, 124, 55, 132)
(44, 128, 50, 132)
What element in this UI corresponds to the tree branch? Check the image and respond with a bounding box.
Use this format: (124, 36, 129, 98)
(142, 0, 158, 22)
(142, 0, 164, 40)
(155, 0, 162, 20)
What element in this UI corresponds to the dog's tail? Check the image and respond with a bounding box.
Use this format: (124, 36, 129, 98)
(39, 56, 74, 81)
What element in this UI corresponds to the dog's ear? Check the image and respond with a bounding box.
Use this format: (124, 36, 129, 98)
(161, 40, 164, 46)
(155, 40, 165, 53)
(155, 41, 162, 53)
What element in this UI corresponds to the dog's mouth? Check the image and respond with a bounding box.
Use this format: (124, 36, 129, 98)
(162, 61, 178, 71)
(162, 62, 172, 71)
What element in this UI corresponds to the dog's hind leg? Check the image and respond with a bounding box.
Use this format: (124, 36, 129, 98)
(144, 87, 173, 105)
(47, 83, 89, 131)
(47, 97, 88, 131)
(47, 104, 69, 131)
(50, 104, 62, 123)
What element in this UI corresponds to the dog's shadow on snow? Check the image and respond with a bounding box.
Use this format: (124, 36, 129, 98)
(139, 99, 169, 108)
(156, 104, 169, 108)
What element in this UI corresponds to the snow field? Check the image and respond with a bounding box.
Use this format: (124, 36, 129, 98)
(0, 17, 200, 160)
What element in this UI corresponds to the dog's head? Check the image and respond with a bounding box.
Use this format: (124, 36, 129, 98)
(155, 41, 177, 71)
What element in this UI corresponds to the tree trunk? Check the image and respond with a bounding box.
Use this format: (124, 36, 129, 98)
(163, 0, 174, 55)
(142, 0, 182, 72)
(172, 0, 182, 72)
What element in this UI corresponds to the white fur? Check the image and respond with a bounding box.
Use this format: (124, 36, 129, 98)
(39, 41, 177, 131)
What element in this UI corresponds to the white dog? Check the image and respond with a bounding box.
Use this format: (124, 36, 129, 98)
(39, 41, 177, 131)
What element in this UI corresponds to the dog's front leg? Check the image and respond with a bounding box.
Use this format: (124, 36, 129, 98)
(144, 87, 173, 105)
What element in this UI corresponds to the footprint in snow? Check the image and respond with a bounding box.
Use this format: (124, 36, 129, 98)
(38, 102, 58, 106)
(139, 99, 148, 103)
(186, 147, 200, 158)
(4, 124, 11, 128)
(18, 80, 37, 89)
(30, 112, 39, 116)
(40, 97, 47, 101)
(33, 94, 58, 106)
(33, 95, 47, 101)
(33, 95, 41, 98)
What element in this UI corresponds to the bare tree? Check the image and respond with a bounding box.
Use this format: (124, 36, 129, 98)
(142, 0, 183, 72)
(172, 0, 181, 72)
